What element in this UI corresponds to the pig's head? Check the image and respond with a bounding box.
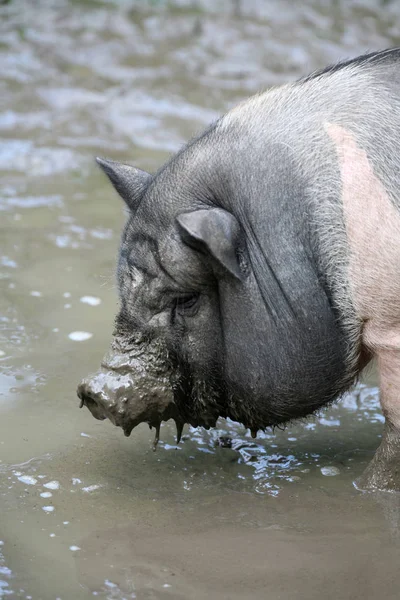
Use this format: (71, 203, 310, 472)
(77, 141, 250, 445)
(78, 122, 352, 446)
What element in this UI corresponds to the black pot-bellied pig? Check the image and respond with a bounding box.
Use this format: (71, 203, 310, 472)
(78, 48, 400, 491)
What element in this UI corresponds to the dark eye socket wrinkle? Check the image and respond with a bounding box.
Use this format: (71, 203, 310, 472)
(128, 256, 158, 279)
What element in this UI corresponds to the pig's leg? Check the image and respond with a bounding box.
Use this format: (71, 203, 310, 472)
(356, 330, 400, 491)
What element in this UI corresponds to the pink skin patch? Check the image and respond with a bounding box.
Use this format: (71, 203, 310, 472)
(325, 122, 400, 427)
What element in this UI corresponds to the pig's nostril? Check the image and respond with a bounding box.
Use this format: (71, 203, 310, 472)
(77, 389, 85, 409)
(77, 382, 107, 421)
(77, 382, 90, 407)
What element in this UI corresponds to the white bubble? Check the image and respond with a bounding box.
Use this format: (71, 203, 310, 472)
(30, 290, 42, 297)
(319, 418, 341, 427)
(63, 292, 71, 298)
(69, 545, 80, 551)
(43, 480, 59, 490)
(0, 350, 5, 357)
(72, 478, 81, 485)
(17, 475, 37, 485)
(42, 506, 54, 513)
(68, 331, 92, 342)
(49, 533, 56, 538)
(80, 296, 101, 306)
(320, 466, 341, 477)
(80, 432, 90, 438)
(40, 492, 52, 498)
(63, 521, 69, 525)
(82, 485, 101, 493)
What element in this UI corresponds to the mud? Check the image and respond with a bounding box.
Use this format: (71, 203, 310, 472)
(2, 1, 400, 598)
(78, 334, 179, 444)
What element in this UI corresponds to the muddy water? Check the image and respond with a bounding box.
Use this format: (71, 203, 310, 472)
(2, 1, 400, 598)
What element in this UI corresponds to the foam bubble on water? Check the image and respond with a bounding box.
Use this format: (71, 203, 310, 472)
(164, 444, 182, 451)
(80, 295, 101, 306)
(0, 350, 5, 357)
(17, 476, 37, 486)
(49, 533, 55, 538)
(63, 521, 69, 525)
(68, 331, 92, 342)
(42, 506, 54, 513)
(320, 466, 341, 477)
(63, 292, 71, 298)
(30, 290, 42, 297)
(40, 492, 52, 498)
(43, 480, 59, 490)
(72, 478, 81, 485)
(82, 485, 101, 493)
(303, 423, 316, 430)
(104, 580, 117, 589)
(69, 545, 80, 551)
(319, 418, 341, 427)
(80, 432, 90, 438)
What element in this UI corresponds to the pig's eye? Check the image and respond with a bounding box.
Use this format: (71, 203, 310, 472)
(172, 293, 199, 317)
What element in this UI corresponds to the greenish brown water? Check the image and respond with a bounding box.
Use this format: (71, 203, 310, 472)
(1, 1, 400, 598)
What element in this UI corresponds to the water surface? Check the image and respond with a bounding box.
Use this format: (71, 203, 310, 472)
(1, 1, 400, 598)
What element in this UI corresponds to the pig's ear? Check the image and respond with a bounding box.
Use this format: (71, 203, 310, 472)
(96, 157, 152, 211)
(176, 208, 244, 281)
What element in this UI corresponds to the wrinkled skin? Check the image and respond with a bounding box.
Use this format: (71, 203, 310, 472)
(78, 48, 400, 489)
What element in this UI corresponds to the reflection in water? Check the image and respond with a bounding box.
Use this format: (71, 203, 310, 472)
(373, 492, 400, 541)
(1, 0, 400, 598)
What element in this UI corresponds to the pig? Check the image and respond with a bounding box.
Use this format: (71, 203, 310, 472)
(77, 48, 400, 491)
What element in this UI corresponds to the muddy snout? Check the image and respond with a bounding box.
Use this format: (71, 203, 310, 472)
(77, 370, 133, 430)
(77, 368, 157, 437)
(77, 375, 111, 422)
(77, 342, 179, 442)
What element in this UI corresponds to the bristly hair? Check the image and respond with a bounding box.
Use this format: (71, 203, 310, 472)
(300, 47, 400, 84)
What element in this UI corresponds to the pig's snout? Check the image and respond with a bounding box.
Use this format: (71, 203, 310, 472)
(77, 378, 109, 422)
(77, 341, 181, 446)
(77, 369, 132, 430)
